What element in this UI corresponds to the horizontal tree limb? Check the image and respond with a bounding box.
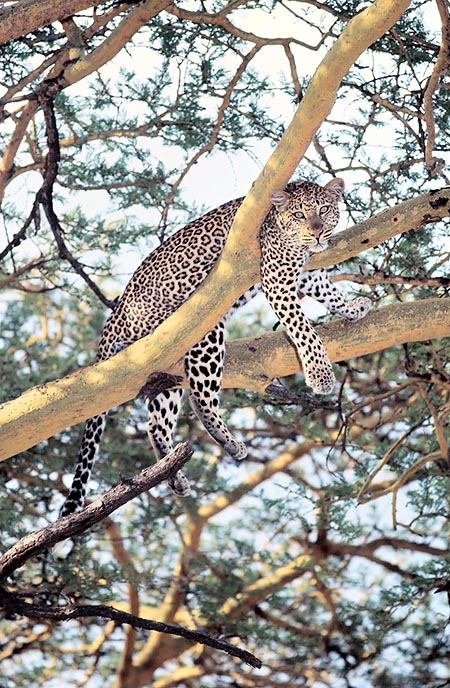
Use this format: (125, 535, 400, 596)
(215, 297, 450, 392)
(308, 186, 450, 269)
(0, 443, 192, 582)
(0, 298, 448, 462)
(0, 587, 261, 669)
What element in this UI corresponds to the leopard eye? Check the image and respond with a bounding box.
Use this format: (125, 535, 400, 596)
(319, 205, 330, 216)
(293, 211, 305, 220)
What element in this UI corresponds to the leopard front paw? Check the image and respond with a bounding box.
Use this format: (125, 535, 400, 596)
(343, 296, 371, 322)
(224, 439, 248, 463)
(304, 363, 336, 395)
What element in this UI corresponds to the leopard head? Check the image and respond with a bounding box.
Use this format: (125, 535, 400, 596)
(270, 178, 345, 253)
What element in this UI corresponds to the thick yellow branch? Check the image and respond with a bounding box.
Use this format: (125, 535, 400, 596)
(1, 263, 445, 463)
(0, 0, 414, 464)
(216, 0, 413, 268)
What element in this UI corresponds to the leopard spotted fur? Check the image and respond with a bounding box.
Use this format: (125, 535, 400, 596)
(60, 178, 370, 516)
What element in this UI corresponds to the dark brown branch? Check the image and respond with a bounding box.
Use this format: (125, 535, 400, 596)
(36, 78, 116, 309)
(334, 271, 450, 289)
(0, 443, 192, 583)
(0, 200, 39, 262)
(265, 382, 336, 411)
(0, 587, 261, 669)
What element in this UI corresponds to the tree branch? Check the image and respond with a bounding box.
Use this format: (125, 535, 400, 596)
(36, 80, 116, 308)
(0, 295, 448, 462)
(213, 298, 450, 392)
(0, 443, 192, 582)
(307, 186, 450, 270)
(220, 552, 313, 620)
(62, 0, 173, 87)
(0, 0, 173, 201)
(0, 0, 99, 45)
(0, 587, 261, 669)
(422, 0, 450, 175)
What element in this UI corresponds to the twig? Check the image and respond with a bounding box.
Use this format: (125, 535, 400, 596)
(0, 199, 39, 261)
(0, 587, 261, 669)
(0, 443, 193, 583)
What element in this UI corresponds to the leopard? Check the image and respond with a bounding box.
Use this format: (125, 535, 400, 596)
(59, 177, 371, 517)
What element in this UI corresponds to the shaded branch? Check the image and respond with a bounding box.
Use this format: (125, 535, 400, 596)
(265, 383, 336, 410)
(0, 587, 261, 669)
(36, 79, 116, 308)
(211, 298, 450, 393)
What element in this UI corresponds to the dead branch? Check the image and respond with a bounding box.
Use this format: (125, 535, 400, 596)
(0, 443, 192, 583)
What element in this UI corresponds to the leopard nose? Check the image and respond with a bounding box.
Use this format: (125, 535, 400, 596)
(309, 218, 323, 238)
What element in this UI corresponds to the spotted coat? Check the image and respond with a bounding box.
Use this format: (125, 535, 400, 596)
(60, 178, 371, 516)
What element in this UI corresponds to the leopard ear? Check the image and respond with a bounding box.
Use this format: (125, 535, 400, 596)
(270, 190, 291, 211)
(324, 177, 345, 199)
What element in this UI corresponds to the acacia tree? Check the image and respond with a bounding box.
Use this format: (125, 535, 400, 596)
(0, 1, 449, 687)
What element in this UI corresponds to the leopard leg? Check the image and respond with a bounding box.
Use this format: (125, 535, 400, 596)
(185, 322, 247, 461)
(260, 238, 335, 395)
(145, 388, 191, 497)
(59, 413, 107, 517)
(297, 269, 371, 321)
